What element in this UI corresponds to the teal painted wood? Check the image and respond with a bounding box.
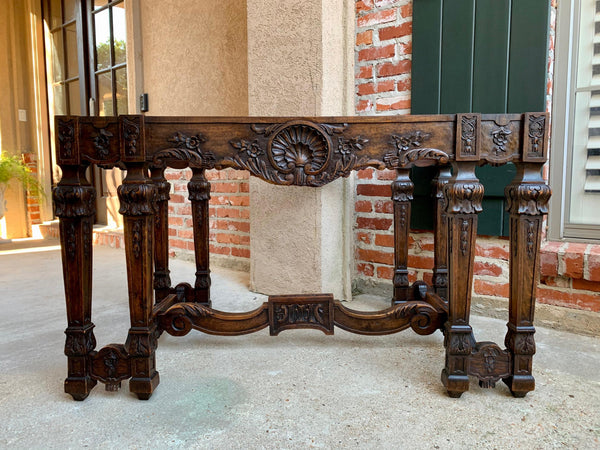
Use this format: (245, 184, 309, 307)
(440, 0, 475, 113)
(507, 0, 550, 112)
(411, 0, 443, 114)
(410, 0, 549, 235)
(472, 0, 511, 113)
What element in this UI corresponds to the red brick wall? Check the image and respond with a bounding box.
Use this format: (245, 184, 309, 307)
(354, 0, 600, 312)
(166, 168, 250, 266)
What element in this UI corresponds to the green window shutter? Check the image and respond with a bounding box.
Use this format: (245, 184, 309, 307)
(410, 0, 550, 236)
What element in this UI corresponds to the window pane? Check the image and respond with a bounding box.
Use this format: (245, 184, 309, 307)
(115, 67, 128, 115)
(48, 0, 62, 29)
(67, 80, 81, 115)
(52, 83, 66, 115)
(63, 0, 78, 22)
(113, 4, 127, 65)
(65, 23, 79, 79)
(94, 0, 109, 10)
(94, 8, 111, 70)
(50, 30, 64, 82)
(97, 71, 113, 116)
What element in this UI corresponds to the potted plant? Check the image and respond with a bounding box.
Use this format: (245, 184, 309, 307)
(0, 153, 44, 220)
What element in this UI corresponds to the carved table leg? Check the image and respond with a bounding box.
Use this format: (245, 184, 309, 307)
(53, 165, 97, 401)
(392, 169, 413, 304)
(151, 165, 171, 302)
(118, 164, 160, 400)
(188, 168, 211, 305)
(432, 166, 451, 301)
(503, 163, 551, 397)
(441, 162, 483, 398)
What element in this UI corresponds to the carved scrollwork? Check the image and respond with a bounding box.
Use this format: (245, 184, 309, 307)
(394, 302, 441, 335)
(154, 132, 216, 169)
(92, 127, 113, 159)
(269, 295, 334, 335)
(227, 121, 379, 186)
(117, 183, 156, 216)
(505, 183, 551, 216)
(444, 181, 484, 214)
(53, 185, 96, 218)
(58, 118, 75, 159)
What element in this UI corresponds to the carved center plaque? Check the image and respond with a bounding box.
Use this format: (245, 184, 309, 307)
(268, 294, 334, 336)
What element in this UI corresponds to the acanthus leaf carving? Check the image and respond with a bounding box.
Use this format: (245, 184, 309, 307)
(117, 183, 156, 216)
(505, 183, 551, 216)
(53, 185, 96, 218)
(444, 181, 484, 214)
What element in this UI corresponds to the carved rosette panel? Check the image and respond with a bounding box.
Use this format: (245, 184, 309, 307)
(456, 114, 480, 160)
(468, 342, 511, 388)
(90, 344, 131, 389)
(505, 183, 551, 216)
(227, 121, 381, 187)
(92, 126, 113, 159)
(117, 183, 156, 216)
(154, 131, 215, 169)
(53, 185, 96, 218)
(384, 131, 449, 169)
(443, 181, 484, 214)
(268, 295, 334, 335)
(64, 326, 96, 357)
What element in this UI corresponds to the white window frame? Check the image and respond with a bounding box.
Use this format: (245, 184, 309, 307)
(550, 0, 600, 241)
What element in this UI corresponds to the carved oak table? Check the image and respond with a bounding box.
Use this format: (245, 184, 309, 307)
(53, 113, 550, 400)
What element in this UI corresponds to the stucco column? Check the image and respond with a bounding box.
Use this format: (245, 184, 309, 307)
(246, 0, 354, 299)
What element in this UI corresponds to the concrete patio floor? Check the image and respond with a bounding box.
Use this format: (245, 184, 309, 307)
(0, 239, 599, 449)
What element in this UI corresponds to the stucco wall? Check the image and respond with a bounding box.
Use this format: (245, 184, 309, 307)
(139, 0, 248, 116)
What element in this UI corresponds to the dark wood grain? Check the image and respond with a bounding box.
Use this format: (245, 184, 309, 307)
(54, 113, 549, 400)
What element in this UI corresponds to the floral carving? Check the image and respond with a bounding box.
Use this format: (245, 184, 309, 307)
(187, 176, 211, 202)
(83, 218, 91, 261)
(92, 127, 113, 159)
(491, 126, 512, 154)
(460, 115, 477, 155)
(514, 333, 536, 355)
(154, 132, 215, 169)
(468, 342, 511, 389)
(195, 270, 211, 290)
(65, 222, 77, 260)
(393, 271, 409, 287)
(90, 344, 131, 389)
(132, 220, 142, 259)
(384, 131, 448, 169)
(231, 139, 263, 158)
(58, 119, 75, 159)
(153, 270, 171, 290)
(526, 220, 536, 258)
(459, 220, 470, 256)
(448, 333, 472, 355)
(122, 117, 141, 156)
(528, 115, 546, 155)
(64, 327, 96, 357)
